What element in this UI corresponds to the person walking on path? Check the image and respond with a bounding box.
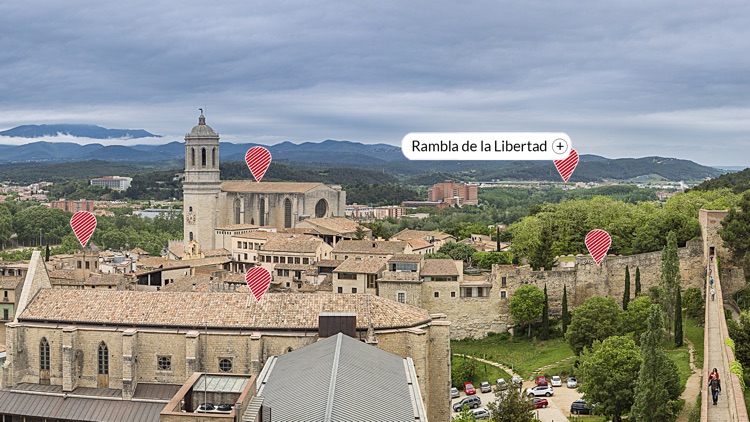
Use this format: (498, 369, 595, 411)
(711, 288, 716, 301)
(710, 276, 714, 287)
(709, 375, 722, 405)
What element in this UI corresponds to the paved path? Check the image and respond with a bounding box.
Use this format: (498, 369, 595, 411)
(677, 339, 701, 422)
(705, 265, 732, 422)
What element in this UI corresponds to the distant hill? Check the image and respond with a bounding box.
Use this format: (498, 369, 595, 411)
(692, 167, 750, 194)
(0, 124, 159, 139)
(0, 137, 724, 182)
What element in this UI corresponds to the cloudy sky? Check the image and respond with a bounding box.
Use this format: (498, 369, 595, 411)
(1, 1, 749, 165)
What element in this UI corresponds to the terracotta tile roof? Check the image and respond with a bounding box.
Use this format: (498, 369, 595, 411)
(391, 229, 455, 242)
(387, 254, 423, 263)
(130, 248, 149, 255)
(0, 277, 22, 289)
(49, 270, 77, 280)
(167, 244, 184, 258)
(317, 276, 333, 291)
(222, 181, 322, 194)
(215, 224, 260, 231)
(180, 256, 231, 266)
(420, 259, 459, 276)
(332, 240, 408, 255)
(234, 231, 308, 241)
(138, 257, 172, 268)
(161, 275, 250, 293)
(317, 260, 344, 268)
(54, 274, 125, 286)
(334, 258, 386, 274)
(405, 238, 432, 250)
(202, 248, 230, 257)
(19, 289, 432, 330)
(298, 218, 365, 235)
(262, 238, 323, 253)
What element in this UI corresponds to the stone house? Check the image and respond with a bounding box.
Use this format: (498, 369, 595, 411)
(0, 252, 451, 422)
(390, 229, 456, 250)
(295, 217, 372, 246)
(331, 240, 412, 261)
(332, 257, 387, 294)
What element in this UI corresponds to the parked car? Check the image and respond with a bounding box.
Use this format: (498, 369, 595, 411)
(480, 381, 492, 393)
(495, 378, 508, 391)
(470, 408, 490, 420)
(571, 399, 596, 415)
(451, 387, 460, 398)
(535, 376, 548, 386)
(511, 376, 523, 386)
(567, 377, 578, 388)
(464, 382, 476, 395)
(453, 395, 482, 412)
(532, 398, 549, 409)
(550, 376, 562, 387)
(526, 385, 554, 397)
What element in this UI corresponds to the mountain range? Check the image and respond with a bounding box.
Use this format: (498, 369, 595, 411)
(0, 123, 730, 182)
(0, 124, 159, 139)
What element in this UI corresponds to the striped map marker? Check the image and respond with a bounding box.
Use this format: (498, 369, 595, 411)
(553, 148, 579, 182)
(245, 146, 272, 183)
(585, 229, 612, 265)
(70, 211, 97, 248)
(246, 267, 272, 301)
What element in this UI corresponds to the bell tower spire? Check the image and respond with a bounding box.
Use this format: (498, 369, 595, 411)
(183, 110, 222, 250)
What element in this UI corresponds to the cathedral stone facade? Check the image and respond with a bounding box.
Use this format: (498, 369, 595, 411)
(182, 114, 346, 250)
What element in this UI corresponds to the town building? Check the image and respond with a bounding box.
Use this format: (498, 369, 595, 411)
(90, 176, 133, 191)
(427, 181, 478, 205)
(182, 113, 346, 251)
(331, 240, 412, 260)
(0, 251, 451, 422)
(49, 199, 95, 213)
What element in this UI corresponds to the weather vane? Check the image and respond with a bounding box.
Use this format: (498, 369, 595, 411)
(199, 108, 203, 115)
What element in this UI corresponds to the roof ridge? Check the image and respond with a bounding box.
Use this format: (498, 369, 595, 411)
(324, 333, 343, 422)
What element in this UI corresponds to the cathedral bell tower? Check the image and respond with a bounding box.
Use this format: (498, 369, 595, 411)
(183, 111, 221, 250)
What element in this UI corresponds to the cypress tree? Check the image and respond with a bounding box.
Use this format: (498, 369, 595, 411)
(635, 267, 641, 297)
(631, 306, 681, 421)
(624, 265, 631, 310)
(45, 244, 50, 262)
(674, 288, 683, 347)
(496, 226, 501, 252)
(541, 284, 549, 340)
(562, 285, 570, 334)
(660, 231, 681, 339)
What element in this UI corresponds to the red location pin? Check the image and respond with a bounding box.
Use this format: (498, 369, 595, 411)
(70, 211, 97, 248)
(245, 146, 272, 182)
(246, 267, 272, 301)
(554, 148, 579, 182)
(585, 229, 612, 265)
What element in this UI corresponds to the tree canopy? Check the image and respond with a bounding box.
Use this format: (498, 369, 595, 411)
(566, 296, 620, 355)
(509, 285, 545, 337)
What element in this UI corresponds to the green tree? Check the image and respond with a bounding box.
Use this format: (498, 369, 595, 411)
(452, 357, 479, 388)
(720, 191, 750, 273)
(631, 305, 681, 422)
(354, 226, 366, 240)
(619, 295, 652, 343)
(529, 217, 555, 270)
(487, 382, 534, 422)
(566, 296, 620, 355)
(438, 242, 478, 264)
(45, 244, 50, 262)
(510, 285, 545, 337)
(727, 311, 750, 369)
(472, 251, 513, 269)
(635, 267, 641, 297)
(562, 285, 570, 334)
(454, 405, 477, 422)
(674, 288, 683, 347)
(424, 252, 451, 259)
(682, 287, 704, 321)
(579, 335, 641, 422)
(661, 231, 681, 339)
(541, 284, 550, 340)
(0, 206, 13, 248)
(624, 265, 631, 310)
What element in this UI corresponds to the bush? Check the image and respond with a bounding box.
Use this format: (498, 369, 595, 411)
(730, 361, 746, 391)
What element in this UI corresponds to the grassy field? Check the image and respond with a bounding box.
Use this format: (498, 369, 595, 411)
(684, 317, 704, 369)
(452, 334, 574, 379)
(452, 355, 512, 389)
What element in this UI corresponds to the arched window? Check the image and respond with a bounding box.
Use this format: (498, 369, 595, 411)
(212, 147, 216, 167)
(189, 232, 194, 241)
(40, 338, 50, 371)
(189, 206, 193, 212)
(234, 198, 241, 224)
(191, 148, 195, 166)
(201, 148, 207, 167)
(315, 199, 328, 218)
(259, 198, 266, 227)
(284, 198, 292, 228)
(98, 342, 109, 375)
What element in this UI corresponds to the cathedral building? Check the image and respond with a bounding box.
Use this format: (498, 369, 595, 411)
(182, 114, 346, 250)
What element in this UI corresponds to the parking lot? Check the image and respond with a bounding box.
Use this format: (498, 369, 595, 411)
(450, 380, 584, 421)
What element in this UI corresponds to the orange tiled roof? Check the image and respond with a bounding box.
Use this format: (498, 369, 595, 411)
(19, 289, 432, 330)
